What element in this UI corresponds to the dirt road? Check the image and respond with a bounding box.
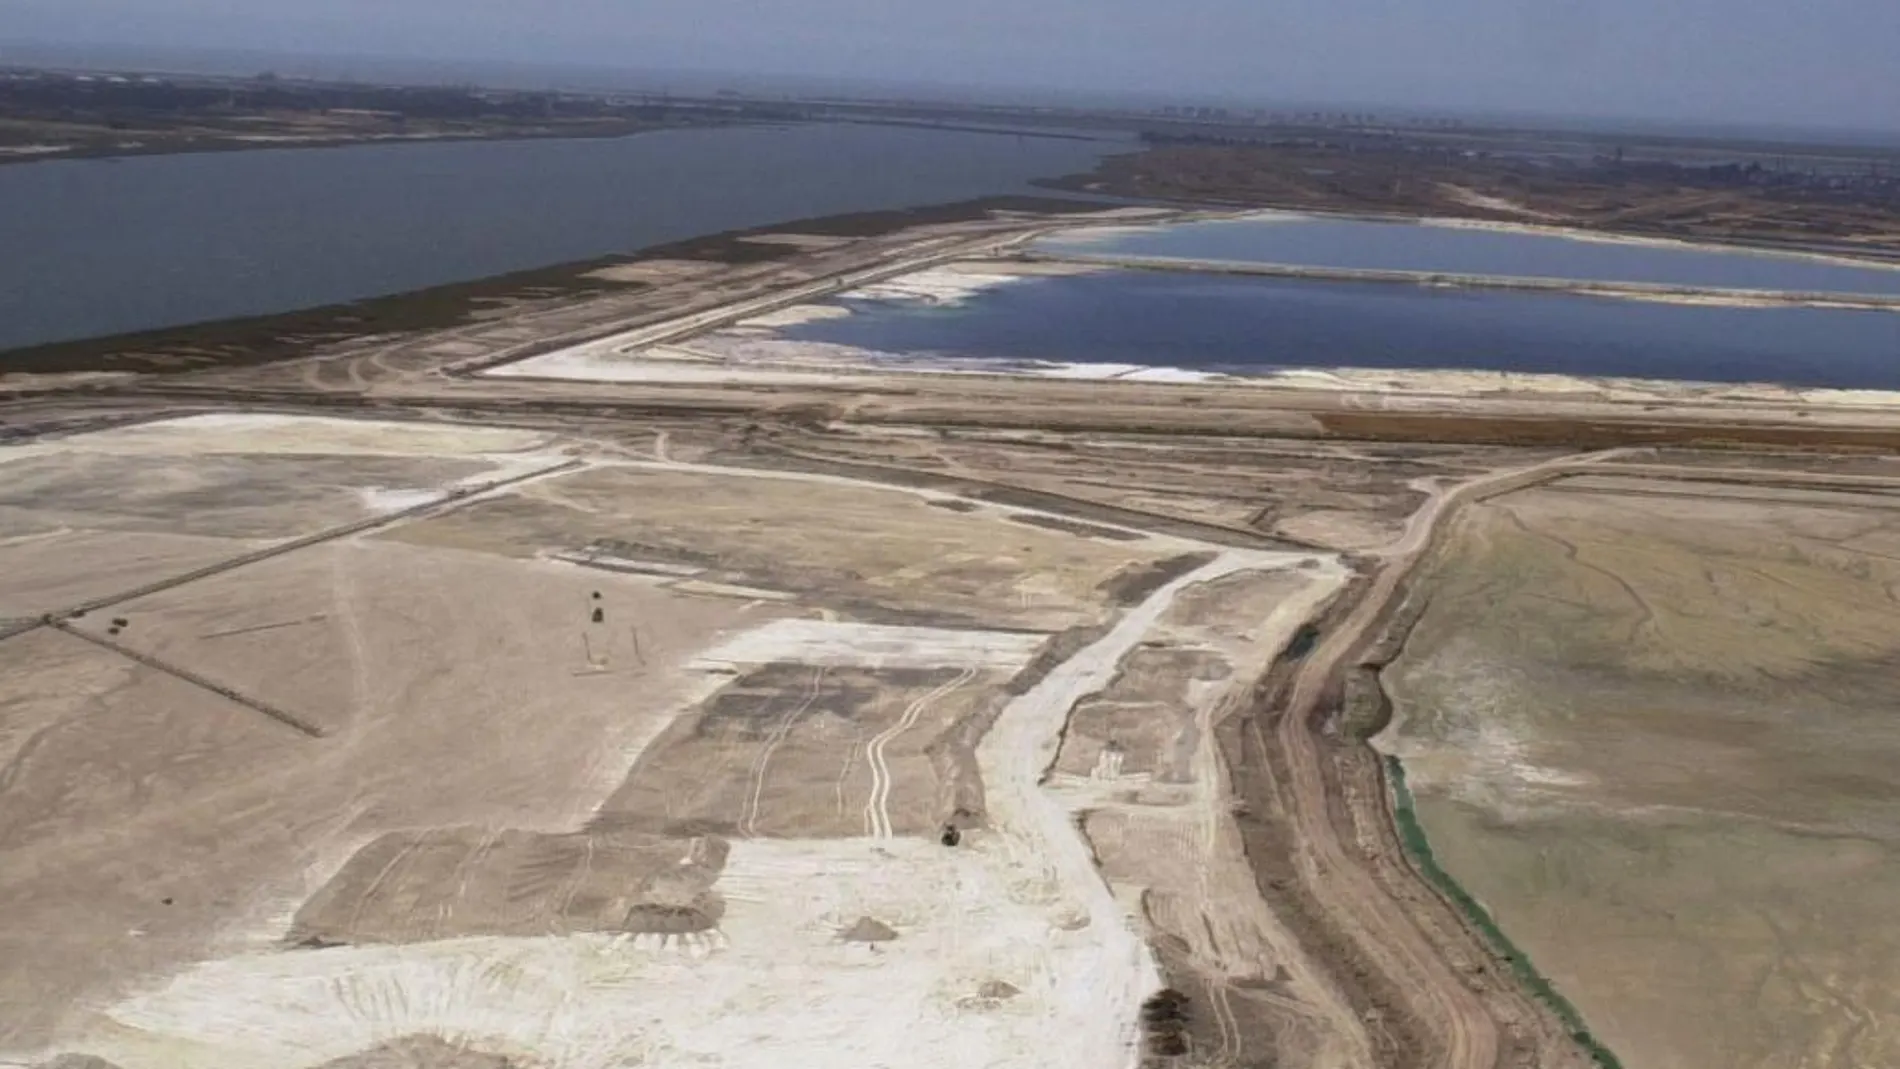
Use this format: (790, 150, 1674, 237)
(978, 547, 1313, 1069)
(1270, 449, 1629, 1069)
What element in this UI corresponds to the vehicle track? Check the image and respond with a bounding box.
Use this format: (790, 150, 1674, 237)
(861, 666, 973, 839)
(740, 666, 826, 838)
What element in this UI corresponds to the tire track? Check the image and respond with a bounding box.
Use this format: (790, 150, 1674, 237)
(862, 667, 973, 839)
(344, 837, 422, 939)
(740, 666, 825, 838)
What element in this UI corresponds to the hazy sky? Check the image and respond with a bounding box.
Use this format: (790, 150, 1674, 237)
(8, 0, 1899, 129)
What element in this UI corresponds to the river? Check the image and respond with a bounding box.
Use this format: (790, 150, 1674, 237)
(0, 122, 1120, 352)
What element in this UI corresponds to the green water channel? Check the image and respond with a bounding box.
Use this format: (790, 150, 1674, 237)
(1383, 756, 1625, 1069)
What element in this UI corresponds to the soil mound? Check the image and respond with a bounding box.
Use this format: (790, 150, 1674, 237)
(839, 916, 898, 943)
(315, 1034, 531, 1068)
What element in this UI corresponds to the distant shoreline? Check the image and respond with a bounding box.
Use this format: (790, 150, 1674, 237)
(0, 114, 1120, 169)
(0, 118, 735, 167)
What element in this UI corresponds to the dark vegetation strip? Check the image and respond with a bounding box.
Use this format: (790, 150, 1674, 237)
(0, 254, 640, 376)
(1383, 756, 1625, 1069)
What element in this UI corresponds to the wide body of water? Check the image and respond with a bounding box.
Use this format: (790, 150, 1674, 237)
(1039, 216, 1900, 296)
(784, 270, 1900, 389)
(0, 123, 1118, 352)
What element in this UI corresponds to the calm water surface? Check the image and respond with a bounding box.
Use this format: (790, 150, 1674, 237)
(1039, 216, 1900, 296)
(784, 270, 1900, 389)
(0, 123, 1118, 351)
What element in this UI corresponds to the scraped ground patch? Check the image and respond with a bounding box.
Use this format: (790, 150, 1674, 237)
(596, 663, 1007, 839)
(692, 619, 1045, 671)
(84, 837, 1141, 1069)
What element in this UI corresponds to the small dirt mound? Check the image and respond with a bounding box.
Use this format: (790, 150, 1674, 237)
(1140, 988, 1191, 1058)
(623, 896, 724, 934)
(977, 980, 1020, 1000)
(313, 1035, 531, 1068)
(839, 916, 898, 943)
(38, 1056, 126, 1069)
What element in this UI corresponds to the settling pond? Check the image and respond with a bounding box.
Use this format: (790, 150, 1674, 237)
(778, 269, 1900, 389)
(1036, 215, 1900, 296)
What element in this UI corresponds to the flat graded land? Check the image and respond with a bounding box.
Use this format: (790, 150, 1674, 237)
(374, 462, 1191, 631)
(1, 410, 1340, 1069)
(1382, 482, 1900, 1069)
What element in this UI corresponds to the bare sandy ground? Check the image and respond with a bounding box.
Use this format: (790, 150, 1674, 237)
(596, 663, 1010, 840)
(1, 533, 750, 1049)
(0, 530, 272, 620)
(1433, 186, 1560, 221)
(377, 460, 1192, 631)
(484, 326, 1900, 417)
(582, 259, 724, 284)
(83, 838, 1131, 1069)
(0, 414, 571, 621)
(10, 410, 1356, 1069)
(970, 548, 1316, 1069)
(0, 417, 738, 1054)
(692, 619, 1046, 671)
(1421, 213, 1900, 272)
(15, 413, 556, 460)
(40, 552, 1297, 1069)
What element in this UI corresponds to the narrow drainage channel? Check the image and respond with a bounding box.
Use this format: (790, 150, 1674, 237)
(1383, 756, 1626, 1069)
